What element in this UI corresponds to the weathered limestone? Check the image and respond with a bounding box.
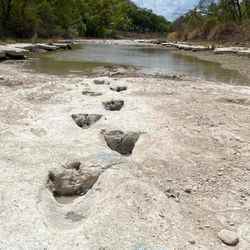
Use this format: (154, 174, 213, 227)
(0, 45, 28, 59)
(37, 43, 58, 51)
(214, 47, 245, 54)
(71, 114, 102, 129)
(52, 43, 72, 49)
(8, 43, 37, 51)
(162, 42, 211, 51)
(237, 49, 250, 57)
(102, 130, 141, 155)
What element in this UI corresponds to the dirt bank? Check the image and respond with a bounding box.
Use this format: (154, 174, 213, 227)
(0, 58, 250, 249)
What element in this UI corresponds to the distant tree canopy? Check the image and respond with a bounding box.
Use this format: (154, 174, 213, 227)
(0, 0, 171, 38)
(170, 0, 250, 41)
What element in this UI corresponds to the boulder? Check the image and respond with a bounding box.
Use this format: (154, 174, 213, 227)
(218, 229, 239, 246)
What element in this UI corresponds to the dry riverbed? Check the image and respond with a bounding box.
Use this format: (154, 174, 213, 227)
(0, 54, 250, 249)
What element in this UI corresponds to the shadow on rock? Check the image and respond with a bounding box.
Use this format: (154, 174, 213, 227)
(110, 86, 127, 92)
(82, 90, 102, 97)
(47, 161, 101, 203)
(103, 100, 124, 111)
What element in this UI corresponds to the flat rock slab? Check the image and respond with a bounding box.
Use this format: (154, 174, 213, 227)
(103, 130, 141, 155)
(0, 45, 28, 59)
(103, 100, 124, 111)
(218, 229, 239, 246)
(161, 43, 211, 51)
(8, 43, 37, 51)
(37, 43, 58, 51)
(237, 49, 250, 56)
(214, 47, 246, 54)
(52, 43, 72, 49)
(71, 114, 102, 128)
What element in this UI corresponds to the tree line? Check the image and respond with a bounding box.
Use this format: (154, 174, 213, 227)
(0, 0, 170, 38)
(170, 0, 250, 41)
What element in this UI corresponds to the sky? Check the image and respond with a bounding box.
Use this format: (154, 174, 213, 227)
(132, 0, 199, 21)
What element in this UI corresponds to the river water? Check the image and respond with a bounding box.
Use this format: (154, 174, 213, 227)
(25, 43, 249, 85)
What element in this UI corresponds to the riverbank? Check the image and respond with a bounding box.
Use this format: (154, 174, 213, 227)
(0, 48, 250, 249)
(170, 48, 250, 84)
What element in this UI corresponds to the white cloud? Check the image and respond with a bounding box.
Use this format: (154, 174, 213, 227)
(132, 0, 199, 20)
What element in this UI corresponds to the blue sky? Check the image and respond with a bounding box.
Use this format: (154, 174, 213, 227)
(132, 0, 199, 21)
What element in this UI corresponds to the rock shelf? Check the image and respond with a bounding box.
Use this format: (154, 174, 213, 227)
(0, 42, 74, 61)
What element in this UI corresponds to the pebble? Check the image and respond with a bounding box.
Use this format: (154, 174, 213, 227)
(218, 229, 239, 246)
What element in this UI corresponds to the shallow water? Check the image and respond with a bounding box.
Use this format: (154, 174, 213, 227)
(25, 44, 249, 85)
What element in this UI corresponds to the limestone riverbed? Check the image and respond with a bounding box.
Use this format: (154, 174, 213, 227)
(0, 47, 250, 249)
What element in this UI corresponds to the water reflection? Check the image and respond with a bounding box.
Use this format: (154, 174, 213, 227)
(25, 44, 249, 85)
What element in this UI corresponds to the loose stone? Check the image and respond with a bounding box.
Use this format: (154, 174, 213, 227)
(218, 229, 239, 246)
